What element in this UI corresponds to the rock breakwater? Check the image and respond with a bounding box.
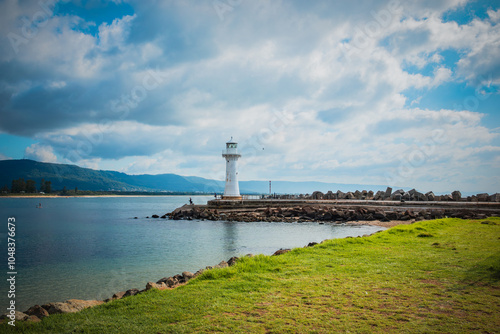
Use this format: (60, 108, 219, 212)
(271, 187, 500, 202)
(165, 203, 497, 223)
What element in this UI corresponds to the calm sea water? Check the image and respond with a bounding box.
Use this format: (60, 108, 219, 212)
(0, 196, 384, 312)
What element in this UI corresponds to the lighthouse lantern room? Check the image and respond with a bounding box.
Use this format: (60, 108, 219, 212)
(222, 137, 242, 200)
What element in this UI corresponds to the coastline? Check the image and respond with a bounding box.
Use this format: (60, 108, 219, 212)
(4, 221, 388, 323)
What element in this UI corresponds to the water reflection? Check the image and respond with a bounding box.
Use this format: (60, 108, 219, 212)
(222, 221, 238, 256)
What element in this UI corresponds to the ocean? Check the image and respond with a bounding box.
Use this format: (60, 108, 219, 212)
(0, 196, 384, 312)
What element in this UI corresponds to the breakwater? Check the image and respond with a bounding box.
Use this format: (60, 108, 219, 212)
(268, 188, 500, 202)
(165, 199, 500, 224)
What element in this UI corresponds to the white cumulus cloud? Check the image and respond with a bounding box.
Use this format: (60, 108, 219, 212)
(24, 143, 58, 163)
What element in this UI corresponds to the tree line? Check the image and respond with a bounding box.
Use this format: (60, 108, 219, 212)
(1, 178, 52, 194)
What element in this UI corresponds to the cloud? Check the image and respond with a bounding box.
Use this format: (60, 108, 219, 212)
(97, 14, 135, 51)
(24, 143, 57, 163)
(35, 121, 184, 161)
(0, 0, 499, 192)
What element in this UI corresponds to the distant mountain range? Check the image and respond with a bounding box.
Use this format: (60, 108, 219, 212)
(0, 159, 391, 194)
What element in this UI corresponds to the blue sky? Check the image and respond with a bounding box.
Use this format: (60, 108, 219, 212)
(0, 0, 499, 193)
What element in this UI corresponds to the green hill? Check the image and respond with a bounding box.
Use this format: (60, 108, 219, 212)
(0, 159, 224, 193)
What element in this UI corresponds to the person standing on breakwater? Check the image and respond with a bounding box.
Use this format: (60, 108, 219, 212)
(189, 198, 193, 205)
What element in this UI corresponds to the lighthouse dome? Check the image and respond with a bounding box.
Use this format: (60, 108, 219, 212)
(226, 137, 237, 149)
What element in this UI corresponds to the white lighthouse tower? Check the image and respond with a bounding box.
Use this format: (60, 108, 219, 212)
(222, 137, 242, 200)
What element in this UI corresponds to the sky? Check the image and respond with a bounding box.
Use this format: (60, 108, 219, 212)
(0, 0, 499, 193)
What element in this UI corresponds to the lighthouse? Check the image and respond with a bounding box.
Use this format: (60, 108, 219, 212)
(222, 137, 242, 200)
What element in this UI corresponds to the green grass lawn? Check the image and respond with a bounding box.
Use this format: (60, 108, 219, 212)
(5, 218, 500, 333)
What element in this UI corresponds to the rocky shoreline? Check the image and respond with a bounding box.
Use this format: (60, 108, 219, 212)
(1, 239, 331, 325)
(1, 254, 244, 324)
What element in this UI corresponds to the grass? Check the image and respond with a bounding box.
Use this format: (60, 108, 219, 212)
(4, 218, 500, 333)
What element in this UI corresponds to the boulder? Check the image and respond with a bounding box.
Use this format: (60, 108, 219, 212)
(367, 190, 374, 200)
(123, 289, 140, 298)
(227, 256, 239, 266)
(311, 191, 324, 200)
(302, 206, 316, 218)
(321, 211, 333, 220)
(44, 299, 103, 315)
(324, 191, 335, 200)
(1, 311, 29, 321)
(42, 302, 72, 314)
(425, 191, 435, 201)
(182, 271, 195, 281)
(112, 291, 127, 300)
(391, 193, 402, 201)
(336, 190, 345, 199)
(194, 269, 205, 277)
(172, 274, 184, 283)
(386, 211, 400, 220)
(345, 192, 355, 199)
(373, 210, 388, 221)
(489, 193, 500, 202)
(451, 190, 461, 201)
(146, 282, 165, 290)
(468, 195, 477, 202)
(27, 315, 41, 322)
(67, 299, 103, 309)
(25, 305, 49, 319)
(374, 191, 384, 200)
(273, 249, 291, 256)
(390, 189, 404, 200)
(441, 194, 453, 201)
(215, 261, 229, 269)
(156, 277, 168, 284)
(361, 190, 368, 199)
(477, 193, 489, 202)
(384, 187, 393, 199)
(413, 191, 427, 201)
(165, 277, 178, 287)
